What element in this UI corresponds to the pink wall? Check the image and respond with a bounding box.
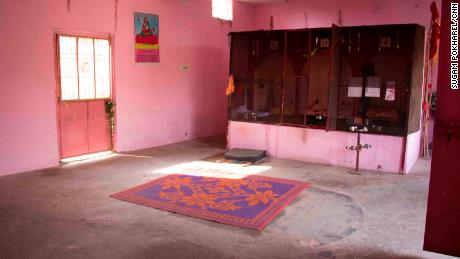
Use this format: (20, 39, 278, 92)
(228, 121, 404, 173)
(0, 0, 255, 175)
(252, 0, 439, 30)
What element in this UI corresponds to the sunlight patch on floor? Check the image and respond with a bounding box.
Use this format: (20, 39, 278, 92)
(155, 161, 271, 179)
(116, 153, 157, 159)
(61, 151, 116, 166)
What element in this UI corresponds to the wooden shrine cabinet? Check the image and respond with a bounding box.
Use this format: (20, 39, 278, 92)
(228, 24, 425, 137)
(335, 24, 425, 136)
(229, 30, 284, 124)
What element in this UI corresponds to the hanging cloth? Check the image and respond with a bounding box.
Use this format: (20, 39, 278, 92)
(226, 74, 235, 96)
(429, 1, 441, 62)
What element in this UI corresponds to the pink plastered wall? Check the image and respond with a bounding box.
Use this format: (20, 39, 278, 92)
(0, 0, 255, 175)
(252, 0, 439, 30)
(228, 121, 404, 173)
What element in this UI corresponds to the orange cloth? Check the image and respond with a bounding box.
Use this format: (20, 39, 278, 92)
(226, 75, 235, 96)
(430, 1, 440, 63)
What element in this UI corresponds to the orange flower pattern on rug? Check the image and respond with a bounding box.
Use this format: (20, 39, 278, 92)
(157, 176, 279, 211)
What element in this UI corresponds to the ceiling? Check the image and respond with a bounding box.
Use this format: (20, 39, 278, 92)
(237, 0, 288, 4)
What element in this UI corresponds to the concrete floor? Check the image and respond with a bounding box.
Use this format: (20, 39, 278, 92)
(0, 136, 454, 259)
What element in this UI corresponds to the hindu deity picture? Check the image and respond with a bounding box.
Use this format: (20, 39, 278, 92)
(134, 12, 159, 63)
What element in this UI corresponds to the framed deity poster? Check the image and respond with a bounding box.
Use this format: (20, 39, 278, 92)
(134, 12, 159, 63)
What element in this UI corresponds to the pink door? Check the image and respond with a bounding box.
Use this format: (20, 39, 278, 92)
(56, 34, 113, 159)
(59, 100, 111, 158)
(424, 0, 460, 257)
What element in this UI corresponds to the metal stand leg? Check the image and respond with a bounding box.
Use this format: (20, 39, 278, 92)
(346, 127, 371, 174)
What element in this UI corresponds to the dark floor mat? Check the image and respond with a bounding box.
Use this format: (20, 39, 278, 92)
(224, 148, 267, 162)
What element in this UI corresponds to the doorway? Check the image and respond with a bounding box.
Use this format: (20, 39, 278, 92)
(55, 33, 114, 159)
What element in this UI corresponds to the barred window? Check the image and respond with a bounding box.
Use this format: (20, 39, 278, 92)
(58, 35, 111, 100)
